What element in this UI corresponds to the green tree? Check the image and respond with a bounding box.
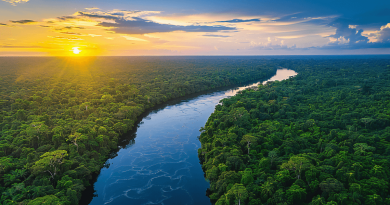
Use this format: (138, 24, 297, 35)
(286, 185, 306, 204)
(280, 156, 312, 179)
(27, 195, 62, 205)
(31, 150, 68, 180)
(227, 183, 248, 205)
(319, 178, 344, 194)
(240, 135, 257, 155)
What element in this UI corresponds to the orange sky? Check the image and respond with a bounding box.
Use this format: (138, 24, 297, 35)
(1, 0, 390, 56)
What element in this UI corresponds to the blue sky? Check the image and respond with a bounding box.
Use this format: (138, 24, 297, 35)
(1, 0, 390, 55)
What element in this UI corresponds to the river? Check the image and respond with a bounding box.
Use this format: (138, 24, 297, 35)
(86, 68, 297, 205)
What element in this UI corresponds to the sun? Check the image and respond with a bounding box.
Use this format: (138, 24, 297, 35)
(72, 47, 81, 55)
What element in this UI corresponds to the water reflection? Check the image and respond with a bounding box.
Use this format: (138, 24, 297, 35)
(224, 68, 297, 96)
(88, 69, 297, 205)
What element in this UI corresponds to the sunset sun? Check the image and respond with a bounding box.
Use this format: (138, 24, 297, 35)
(72, 47, 81, 55)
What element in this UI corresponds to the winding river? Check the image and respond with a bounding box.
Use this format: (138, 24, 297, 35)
(86, 68, 297, 205)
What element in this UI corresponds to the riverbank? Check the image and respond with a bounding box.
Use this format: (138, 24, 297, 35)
(82, 68, 297, 205)
(0, 57, 278, 205)
(198, 59, 390, 204)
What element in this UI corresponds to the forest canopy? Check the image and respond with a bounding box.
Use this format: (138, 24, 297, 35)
(198, 58, 390, 205)
(0, 57, 277, 204)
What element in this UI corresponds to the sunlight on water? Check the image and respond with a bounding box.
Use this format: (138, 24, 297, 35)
(224, 68, 298, 96)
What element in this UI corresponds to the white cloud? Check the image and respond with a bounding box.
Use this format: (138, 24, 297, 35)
(348, 25, 357, 29)
(85, 7, 100, 10)
(2, 0, 29, 6)
(122, 36, 148, 42)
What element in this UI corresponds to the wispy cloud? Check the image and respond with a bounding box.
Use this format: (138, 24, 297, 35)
(47, 36, 83, 40)
(2, 0, 29, 6)
(216, 19, 260, 23)
(10, 20, 37, 24)
(122, 35, 148, 41)
(85, 7, 100, 10)
(203, 34, 230, 38)
(60, 32, 83, 35)
(96, 16, 236, 34)
(0, 45, 44, 48)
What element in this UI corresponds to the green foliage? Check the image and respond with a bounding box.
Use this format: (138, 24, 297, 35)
(199, 59, 390, 204)
(27, 195, 62, 205)
(0, 57, 277, 204)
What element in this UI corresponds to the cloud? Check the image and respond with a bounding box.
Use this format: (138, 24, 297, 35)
(56, 16, 78, 21)
(10, 20, 37, 24)
(315, 41, 390, 50)
(122, 36, 148, 41)
(203, 34, 230, 38)
(60, 32, 82, 35)
(53, 26, 85, 31)
(47, 36, 83, 40)
(76, 10, 160, 20)
(98, 17, 236, 34)
(378, 23, 390, 42)
(0, 44, 47, 48)
(2, 0, 29, 6)
(88, 34, 102, 37)
(76, 11, 120, 20)
(316, 20, 390, 49)
(328, 20, 368, 44)
(0, 23, 7, 26)
(271, 13, 336, 25)
(85, 7, 100, 10)
(216, 19, 260, 23)
(250, 43, 299, 50)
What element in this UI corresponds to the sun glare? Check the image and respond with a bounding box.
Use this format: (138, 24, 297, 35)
(72, 47, 81, 55)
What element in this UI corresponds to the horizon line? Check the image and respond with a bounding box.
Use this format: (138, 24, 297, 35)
(1, 54, 390, 57)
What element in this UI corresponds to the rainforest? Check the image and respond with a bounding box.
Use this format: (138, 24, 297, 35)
(0, 56, 277, 204)
(0, 56, 390, 205)
(198, 57, 390, 205)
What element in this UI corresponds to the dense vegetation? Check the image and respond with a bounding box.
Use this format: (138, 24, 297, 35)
(0, 57, 277, 205)
(198, 59, 390, 205)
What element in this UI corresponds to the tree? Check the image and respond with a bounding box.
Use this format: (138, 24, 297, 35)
(360, 118, 373, 128)
(240, 168, 254, 185)
(67, 133, 81, 153)
(27, 195, 62, 205)
(226, 156, 245, 171)
(353, 143, 375, 156)
(240, 135, 257, 156)
(0, 157, 13, 174)
(280, 156, 312, 179)
(206, 166, 220, 182)
(310, 195, 326, 205)
(365, 194, 383, 205)
(26, 122, 49, 147)
(268, 150, 279, 166)
(260, 177, 275, 199)
(227, 183, 248, 205)
(31, 150, 68, 180)
(286, 185, 306, 204)
(319, 178, 344, 194)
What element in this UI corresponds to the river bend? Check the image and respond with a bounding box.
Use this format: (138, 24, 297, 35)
(87, 68, 297, 205)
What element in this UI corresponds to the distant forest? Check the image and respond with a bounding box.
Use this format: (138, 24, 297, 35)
(0, 57, 277, 204)
(198, 59, 390, 205)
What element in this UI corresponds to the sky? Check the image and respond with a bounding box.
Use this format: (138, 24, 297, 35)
(1, 0, 390, 56)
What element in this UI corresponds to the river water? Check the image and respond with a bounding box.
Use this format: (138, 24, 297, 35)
(87, 68, 297, 205)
